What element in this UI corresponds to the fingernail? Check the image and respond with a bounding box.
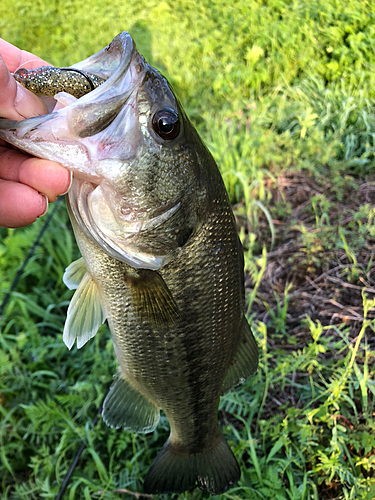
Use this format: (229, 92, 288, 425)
(38, 194, 49, 218)
(14, 83, 48, 119)
(60, 171, 72, 196)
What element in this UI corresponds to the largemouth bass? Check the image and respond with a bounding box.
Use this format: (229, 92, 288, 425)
(0, 32, 258, 494)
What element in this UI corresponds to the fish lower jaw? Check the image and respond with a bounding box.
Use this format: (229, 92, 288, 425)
(71, 171, 101, 184)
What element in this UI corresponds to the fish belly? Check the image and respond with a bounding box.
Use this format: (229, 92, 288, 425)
(70, 199, 243, 436)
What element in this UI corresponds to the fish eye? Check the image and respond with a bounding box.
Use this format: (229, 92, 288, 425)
(152, 108, 180, 140)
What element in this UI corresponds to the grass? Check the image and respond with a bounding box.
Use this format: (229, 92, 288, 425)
(0, 0, 375, 499)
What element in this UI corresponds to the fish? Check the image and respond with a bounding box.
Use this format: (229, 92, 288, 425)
(0, 32, 258, 494)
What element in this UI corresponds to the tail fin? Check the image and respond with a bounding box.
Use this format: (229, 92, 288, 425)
(143, 431, 240, 495)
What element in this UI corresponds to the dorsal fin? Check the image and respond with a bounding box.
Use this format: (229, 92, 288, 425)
(221, 316, 258, 394)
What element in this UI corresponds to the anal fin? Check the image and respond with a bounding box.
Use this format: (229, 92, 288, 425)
(102, 370, 160, 433)
(221, 316, 258, 394)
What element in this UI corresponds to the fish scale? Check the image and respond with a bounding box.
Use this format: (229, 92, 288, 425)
(0, 32, 258, 495)
(71, 180, 242, 446)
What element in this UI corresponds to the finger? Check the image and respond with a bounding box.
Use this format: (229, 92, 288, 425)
(0, 39, 49, 73)
(19, 158, 71, 202)
(0, 55, 48, 120)
(0, 147, 71, 201)
(0, 179, 48, 228)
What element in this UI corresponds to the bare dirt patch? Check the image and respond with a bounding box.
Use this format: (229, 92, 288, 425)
(242, 170, 375, 348)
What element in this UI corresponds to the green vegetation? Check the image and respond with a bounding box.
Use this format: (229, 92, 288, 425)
(1, 0, 374, 499)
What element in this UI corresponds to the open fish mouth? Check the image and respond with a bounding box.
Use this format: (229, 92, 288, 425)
(70, 32, 135, 92)
(0, 33, 181, 270)
(0, 32, 146, 180)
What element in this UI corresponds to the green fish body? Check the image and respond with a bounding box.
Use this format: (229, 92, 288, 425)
(0, 32, 258, 495)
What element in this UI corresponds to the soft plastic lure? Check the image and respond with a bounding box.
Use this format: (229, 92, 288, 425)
(13, 66, 105, 98)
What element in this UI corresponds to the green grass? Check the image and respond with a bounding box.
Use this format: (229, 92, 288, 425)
(1, 0, 375, 499)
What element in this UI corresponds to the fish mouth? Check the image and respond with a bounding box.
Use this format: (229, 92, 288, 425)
(0, 33, 176, 270)
(50, 32, 148, 170)
(68, 32, 139, 104)
(0, 32, 147, 178)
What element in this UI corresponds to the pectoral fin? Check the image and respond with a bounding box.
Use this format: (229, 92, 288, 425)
(63, 257, 86, 290)
(102, 369, 160, 433)
(221, 316, 258, 394)
(63, 271, 105, 349)
(125, 269, 180, 328)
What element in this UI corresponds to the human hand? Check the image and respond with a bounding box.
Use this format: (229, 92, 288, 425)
(0, 39, 71, 228)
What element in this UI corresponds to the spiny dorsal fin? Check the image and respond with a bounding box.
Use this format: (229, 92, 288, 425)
(221, 316, 258, 394)
(63, 272, 105, 349)
(125, 269, 180, 328)
(63, 257, 86, 290)
(102, 369, 160, 433)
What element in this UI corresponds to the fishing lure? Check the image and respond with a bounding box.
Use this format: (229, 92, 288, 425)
(13, 66, 105, 98)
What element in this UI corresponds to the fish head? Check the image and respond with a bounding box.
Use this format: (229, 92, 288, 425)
(0, 32, 210, 269)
